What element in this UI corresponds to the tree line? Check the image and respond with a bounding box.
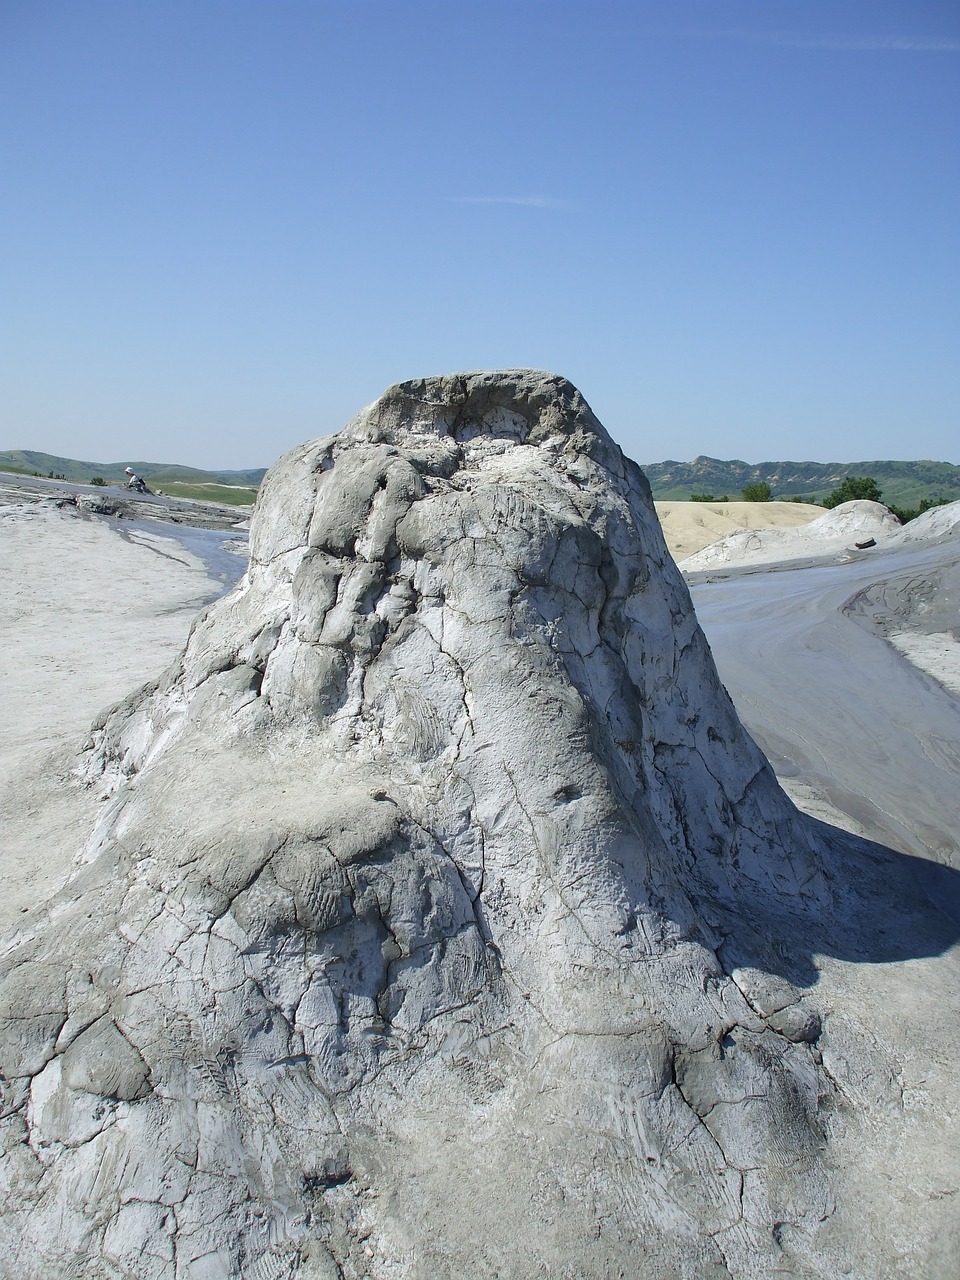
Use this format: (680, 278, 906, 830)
(688, 476, 949, 522)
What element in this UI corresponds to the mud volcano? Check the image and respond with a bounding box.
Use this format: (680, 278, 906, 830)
(1, 371, 955, 1278)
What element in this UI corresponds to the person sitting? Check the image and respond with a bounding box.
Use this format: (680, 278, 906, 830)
(124, 467, 148, 493)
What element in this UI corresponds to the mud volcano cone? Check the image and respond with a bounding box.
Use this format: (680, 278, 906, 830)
(2, 371, 939, 1279)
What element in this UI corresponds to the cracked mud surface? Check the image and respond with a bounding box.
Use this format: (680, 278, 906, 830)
(2, 372, 958, 1277)
(687, 522, 960, 1280)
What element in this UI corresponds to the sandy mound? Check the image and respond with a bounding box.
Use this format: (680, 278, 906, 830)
(655, 500, 822, 561)
(679, 500, 902, 572)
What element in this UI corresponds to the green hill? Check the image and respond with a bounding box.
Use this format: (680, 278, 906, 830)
(642, 456, 960, 508)
(0, 450, 266, 506)
(5, 447, 959, 513)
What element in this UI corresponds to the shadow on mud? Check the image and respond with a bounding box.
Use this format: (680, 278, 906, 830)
(711, 818, 960, 990)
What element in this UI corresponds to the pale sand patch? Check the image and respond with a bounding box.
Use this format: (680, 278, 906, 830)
(654, 499, 822, 561)
(888, 631, 960, 699)
(0, 501, 224, 927)
(777, 778, 873, 838)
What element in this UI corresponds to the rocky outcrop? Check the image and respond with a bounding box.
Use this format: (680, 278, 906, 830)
(0, 372, 952, 1278)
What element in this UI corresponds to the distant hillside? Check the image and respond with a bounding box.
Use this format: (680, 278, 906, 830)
(0, 450, 266, 506)
(642, 456, 960, 508)
(5, 448, 959, 512)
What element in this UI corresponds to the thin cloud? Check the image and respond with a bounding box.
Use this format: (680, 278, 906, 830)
(770, 33, 960, 52)
(446, 195, 565, 209)
(690, 29, 960, 53)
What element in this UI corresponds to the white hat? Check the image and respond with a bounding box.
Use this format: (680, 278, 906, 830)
(125, 468, 134, 475)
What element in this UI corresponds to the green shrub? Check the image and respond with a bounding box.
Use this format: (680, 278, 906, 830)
(822, 476, 883, 508)
(888, 495, 950, 524)
(90, 476, 107, 487)
(741, 482, 772, 502)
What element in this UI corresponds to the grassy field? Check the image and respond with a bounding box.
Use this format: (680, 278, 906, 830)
(159, 483, 257, 506)
(0, 464, 59, 479)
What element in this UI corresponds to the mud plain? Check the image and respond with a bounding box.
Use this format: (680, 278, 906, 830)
(1, 464, 958, 1275)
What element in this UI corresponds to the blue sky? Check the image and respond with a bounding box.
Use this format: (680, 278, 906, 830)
(2, 0, 958, 469)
